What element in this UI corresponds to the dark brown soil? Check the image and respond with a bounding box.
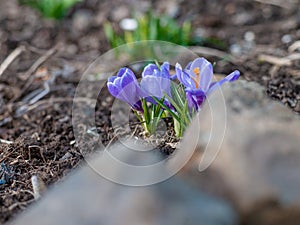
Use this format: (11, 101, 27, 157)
(0, 0, 300, 224)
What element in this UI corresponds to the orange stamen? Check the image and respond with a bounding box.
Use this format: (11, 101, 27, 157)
(191, 67, 201, 88)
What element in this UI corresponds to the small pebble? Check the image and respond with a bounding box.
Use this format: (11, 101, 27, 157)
(281, 34, 293, 44)
(230, 44, 242, 55)
(87, 127, 99, 137)
(31, 175, 47, 200)
(72, 10, 93, 33)
(119, 18, 138, 31)
(60, 152, 73, 160)
(244, 31, 255, 42)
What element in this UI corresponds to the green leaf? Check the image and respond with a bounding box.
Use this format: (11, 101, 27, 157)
(19, 0, 82, 19)
(152, 96, 182, 126)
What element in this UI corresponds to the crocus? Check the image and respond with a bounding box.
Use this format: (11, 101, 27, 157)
(107, 68, 144, 111)
(176, 57, 240, 110)
(140, 62, 172, 103)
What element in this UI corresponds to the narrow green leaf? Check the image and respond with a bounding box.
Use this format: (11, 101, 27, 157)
(152, 96, 182, 126)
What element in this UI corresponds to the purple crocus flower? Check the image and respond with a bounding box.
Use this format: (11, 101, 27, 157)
(140, 62, 172, 103)
(107, 67, 144, 111)
(176, 57, 240, 110)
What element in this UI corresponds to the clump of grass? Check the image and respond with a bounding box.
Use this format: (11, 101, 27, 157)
(104, 11, 194, 48)
(19, 0, 82, 20)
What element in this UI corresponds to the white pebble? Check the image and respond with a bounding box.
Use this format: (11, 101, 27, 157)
(244, 31, 255, 42)
(230, 44, 242, 55)
(119, 18, 138, 31)
(31, 175, 47, 200)
(281, 34, 292, 44)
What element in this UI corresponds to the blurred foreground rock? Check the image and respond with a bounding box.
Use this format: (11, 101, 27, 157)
(10, 142, 237, 225)
(182, 80, 300, 213)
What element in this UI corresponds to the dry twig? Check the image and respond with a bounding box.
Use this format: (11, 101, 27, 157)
(288, 40, 300, 52)
(0, 139, 14, 145)
(8, 199, 35, 211)
(0, 46, 25, 77)
(258, 52, 300, 67)
(11, 44, 60, 102)
(254, 0, 295, 9)
(21, 44, 60, 81)
(258, 54, 292, 66)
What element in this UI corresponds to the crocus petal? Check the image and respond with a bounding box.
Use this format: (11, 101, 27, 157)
(119, 82, 143, 111)
(199, 61, 213, 91)
(140, 77, 161, 104)
(185, 87, 206, 96)
(176, 63, 195, 88)
(189, 57, 213, 92)
(207, 70, 240, 94)
(140, 76, 171, 99)
(107, 82, 120, 98)
(186, 87, 206, 110)
(160, 62, 170, 78)
(107, 68, 144, 111)
(195, 93, 206, 106)
(141, 62, 172, 103)
(120, 73, 133, 88)
(142, 64, 159, 77)
(185, 61, 192, 70)
(170, 74, 177, 80)
(186, 92, 199, 111)
(189, 57, 207, 72)
(108, 76, 117, 83)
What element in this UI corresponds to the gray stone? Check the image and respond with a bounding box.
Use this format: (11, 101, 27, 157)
(180, 80, 300, 211)
(10, 142, 237, 225)
(72, 10, 93, 33)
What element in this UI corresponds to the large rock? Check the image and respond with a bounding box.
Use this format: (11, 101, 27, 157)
(180, 80, 300, 211)
(9, 142, 237, 225)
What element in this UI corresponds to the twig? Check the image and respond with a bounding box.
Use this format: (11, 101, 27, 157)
(188, 46, 237, 63)
(0, 46, 25, 77)
(288, 40, 300, 52)
(21, 43, 60, 81)
(258, 54, 292, 66)
(11, 44, 60, 102)
(8, 199, 35, 211)
(254, 0, 294, 9)
(0, 148, 17, 163)
(105, 134, 119, 150)
(0, 139, 14, 145)
(258, 53, 300, 66)
(285, 53, 300, 61)
(286, 68, 300, 76)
